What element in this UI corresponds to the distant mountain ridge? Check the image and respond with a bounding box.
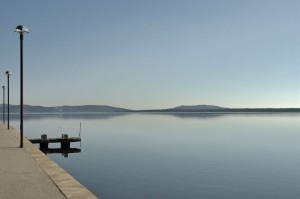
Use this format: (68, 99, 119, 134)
(173, 105, 227, 110)
(1, 105, 131, 113)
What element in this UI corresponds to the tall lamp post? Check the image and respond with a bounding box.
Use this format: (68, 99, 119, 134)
(2, 86, 5, 124)
(15, 25, 29, 148)
(6, 71, 12, 129)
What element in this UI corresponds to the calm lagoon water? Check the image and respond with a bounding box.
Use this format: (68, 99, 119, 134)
(11, 113, 300, 199)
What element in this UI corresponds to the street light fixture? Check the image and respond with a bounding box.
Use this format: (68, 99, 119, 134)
(15, 25, 29, 148)
(2, 86, 5, 124)
(6, 71, 12, 129)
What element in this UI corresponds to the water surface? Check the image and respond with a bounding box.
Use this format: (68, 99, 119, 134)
(11, 113, 300, 199)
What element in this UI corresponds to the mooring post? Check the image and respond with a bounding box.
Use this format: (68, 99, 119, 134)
(61, 134, 70, 148)
(40, 134, 48, 149)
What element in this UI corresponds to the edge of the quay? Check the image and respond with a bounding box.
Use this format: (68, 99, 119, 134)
(11, 127, 98, 199)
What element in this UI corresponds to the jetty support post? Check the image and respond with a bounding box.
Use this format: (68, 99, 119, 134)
(61, 134, 70, 148)
(40, 134, 48, 149)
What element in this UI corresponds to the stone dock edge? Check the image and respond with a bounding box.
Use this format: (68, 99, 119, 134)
(11, 127, 98, 199)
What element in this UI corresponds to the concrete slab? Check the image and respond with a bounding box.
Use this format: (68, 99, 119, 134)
(0, 124, 97, 199)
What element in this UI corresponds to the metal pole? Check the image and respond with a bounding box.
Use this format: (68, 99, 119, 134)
(7, 74, 10, 129)
(20, 34, 23, 148)
(2, 86, 5, 124)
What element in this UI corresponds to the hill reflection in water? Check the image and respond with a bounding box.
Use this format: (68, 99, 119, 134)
(9, 112, 131, 121)
(8, 112, 226, 121)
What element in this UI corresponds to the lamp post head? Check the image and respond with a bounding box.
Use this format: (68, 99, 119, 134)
(14, 25, 29, 34)
(5, 71, 12, 76)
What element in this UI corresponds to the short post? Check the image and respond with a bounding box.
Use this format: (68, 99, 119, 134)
(41, 134, 47, 139)
(40, 134, 48, 149)
(61, 134, 70, 148)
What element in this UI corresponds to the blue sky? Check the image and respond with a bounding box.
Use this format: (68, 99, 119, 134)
(0, 0, 299, 109)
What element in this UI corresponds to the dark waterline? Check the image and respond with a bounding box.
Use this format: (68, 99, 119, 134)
(11, 113, 300, 199)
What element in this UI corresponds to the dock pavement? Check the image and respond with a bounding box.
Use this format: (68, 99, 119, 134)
(0, 124, 97, 199)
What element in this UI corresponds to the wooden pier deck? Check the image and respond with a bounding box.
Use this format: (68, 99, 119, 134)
(0, 124, 97, 199)
(29, 134, 81, 148)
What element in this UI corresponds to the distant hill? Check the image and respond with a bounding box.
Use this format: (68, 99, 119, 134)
(137, 105, 300, 113)
(1, 105, 131, 113)
(138, 104, 230, 112)
(173, 105, 227, 110)
(52, 105, 131, 112)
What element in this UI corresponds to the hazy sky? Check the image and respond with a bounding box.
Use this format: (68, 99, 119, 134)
(0, 0, 299, 109)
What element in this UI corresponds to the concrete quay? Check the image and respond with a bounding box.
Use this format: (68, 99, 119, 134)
(0, 124, 97, 199)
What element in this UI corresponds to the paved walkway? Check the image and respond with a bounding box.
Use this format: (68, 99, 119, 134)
(0, 124, 97, 199)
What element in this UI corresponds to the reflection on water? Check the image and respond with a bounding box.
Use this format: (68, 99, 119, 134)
(40, 147, 81, 158)
(10, 112, 131, 121)
(136, 112, 225, 119)
(9, 112, 299, 121)
(10, 113, 300, 199)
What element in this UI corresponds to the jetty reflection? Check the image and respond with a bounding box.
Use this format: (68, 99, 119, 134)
(40, 147, 81, 158)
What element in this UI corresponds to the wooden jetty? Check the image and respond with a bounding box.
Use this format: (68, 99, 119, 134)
(29, 134, 81, 149)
